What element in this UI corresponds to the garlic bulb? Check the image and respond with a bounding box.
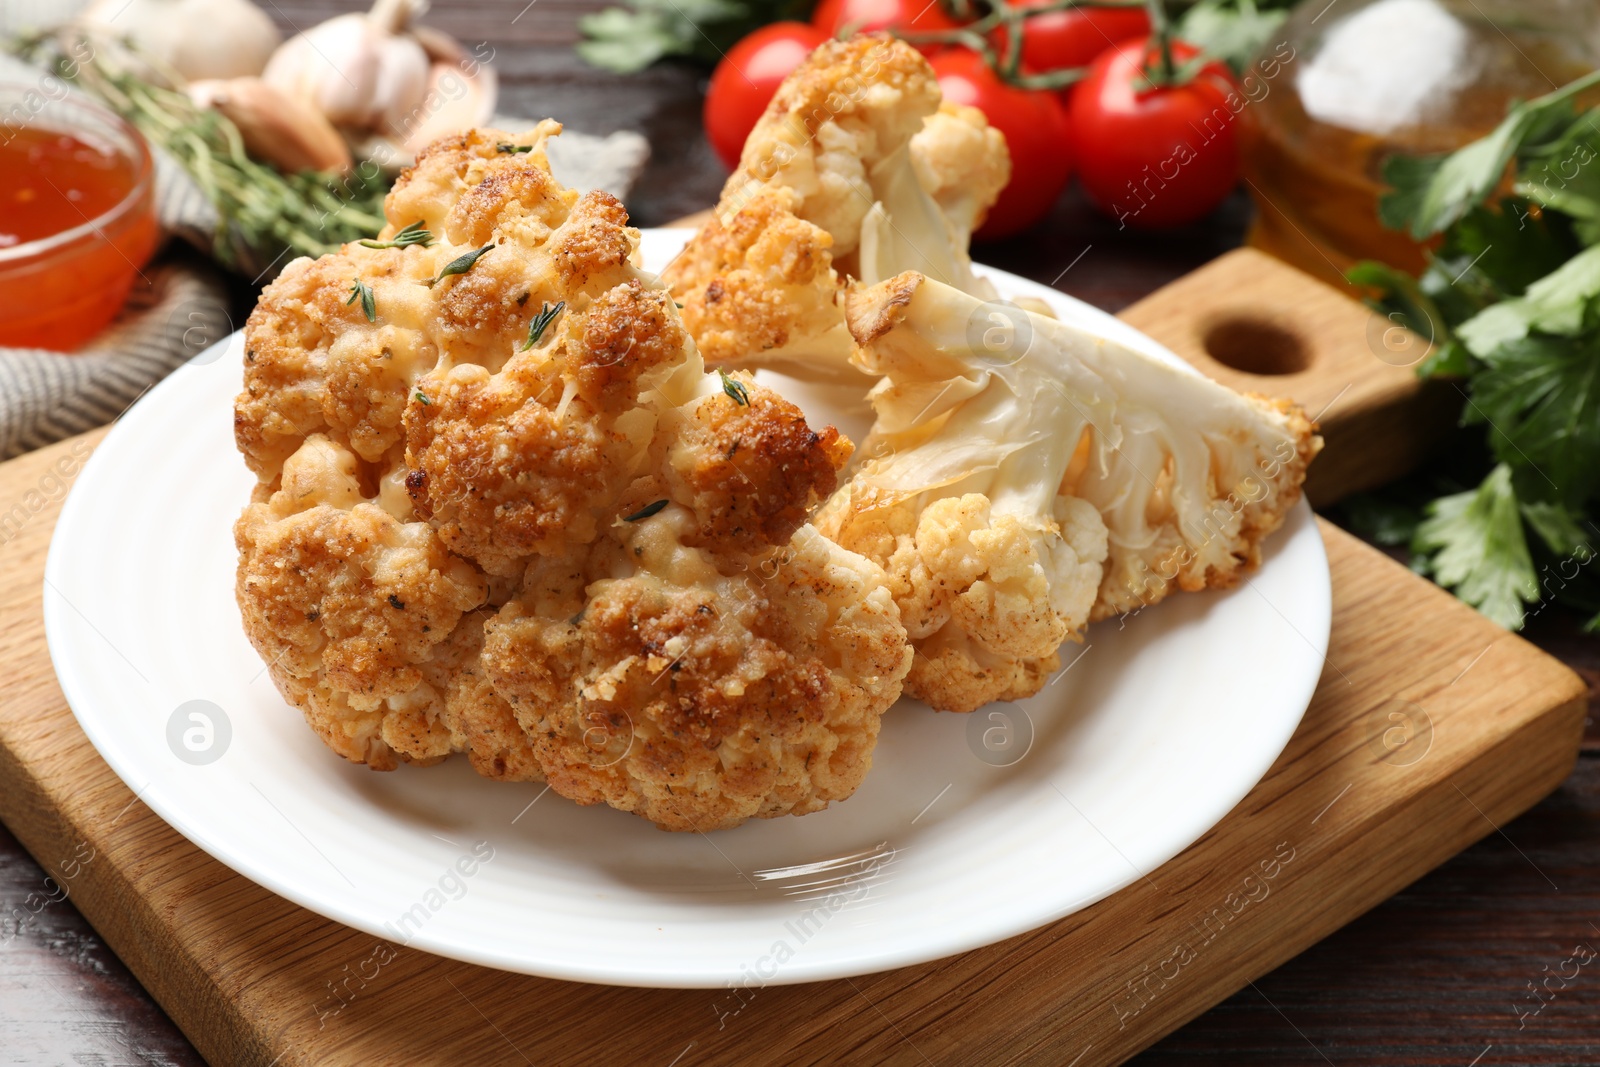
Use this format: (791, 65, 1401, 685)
(76, 0, 281, 81)
(188, 78, 352, 174)
(261, 0, 492, 156)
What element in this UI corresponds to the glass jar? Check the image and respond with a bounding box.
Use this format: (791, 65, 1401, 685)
(1239, 0, 1600, 289)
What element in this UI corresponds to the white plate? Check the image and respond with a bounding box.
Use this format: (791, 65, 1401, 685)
(43, 229, 1330, 988)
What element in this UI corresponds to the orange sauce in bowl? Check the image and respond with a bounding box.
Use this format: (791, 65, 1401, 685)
(1, 129, 142, 246)
(0, 122, 159, 351)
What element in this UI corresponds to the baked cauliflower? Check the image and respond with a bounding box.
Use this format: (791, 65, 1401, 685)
(234, 125, 911, 830)
(663, 36, 1009, 381)
(817, 272, 1321, 713)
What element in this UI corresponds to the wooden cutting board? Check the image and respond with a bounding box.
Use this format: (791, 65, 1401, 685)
(0, 251, 1584, 1067)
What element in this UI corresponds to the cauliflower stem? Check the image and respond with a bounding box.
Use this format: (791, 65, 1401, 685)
(820, 271, 1321, 713)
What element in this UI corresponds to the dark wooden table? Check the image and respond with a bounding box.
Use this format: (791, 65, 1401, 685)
(4, 2, 1598, 1063)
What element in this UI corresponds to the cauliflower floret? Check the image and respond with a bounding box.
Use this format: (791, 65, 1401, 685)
(819, 271, 1320, 713)
(666, 187, 856, 381)
(909, 103, 1011, 246)
(236, 124, 609, 484)
(663, 369, 854, 552)
(235, 124, 911, 830)
(465, 357, 903, 831)
(484, 512, 909, 832)
(404, 279, 693, 576)
(234, 434, 490, 768)
(663, 36, 1009, 381)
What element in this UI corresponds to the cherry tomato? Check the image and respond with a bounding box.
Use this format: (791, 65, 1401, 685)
(704, 22, 829, 170)
(812, 0, 964, 41)
(1069, 36, 1240, 229)
(929, 48, 1072, 239)
(1001, 0, 1150, 74)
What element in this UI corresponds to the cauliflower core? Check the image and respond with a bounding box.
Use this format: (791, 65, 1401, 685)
(234, 125, 910, 830)
(663, 36, 1009, 381)
(819, 272, 1321, 713)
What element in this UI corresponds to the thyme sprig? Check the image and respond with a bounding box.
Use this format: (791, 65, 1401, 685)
(347, 278, 376, 322)
(360, 220, 434, 250)
(425, 243, 496, 287)
(522, 301, 566, 350)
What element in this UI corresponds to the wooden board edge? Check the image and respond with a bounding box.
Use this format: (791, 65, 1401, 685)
(0, 724, 269, 1067)
(1086, 685, 1588, 1066)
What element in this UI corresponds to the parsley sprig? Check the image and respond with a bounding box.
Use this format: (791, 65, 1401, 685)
(1346, 68, 1600, 630)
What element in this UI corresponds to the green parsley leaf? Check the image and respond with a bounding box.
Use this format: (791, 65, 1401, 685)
(1465, 333, 1600, 503)
(414, 390, 431, 405)
(425, 243, 495, 287)
(1413, 464, 1539, 628)
(346, 278, 376, 322)
(1380, 70, 1600, 238)
(1173, 0, 1289, 77)
(521, 300, 566, 351)
(1427, 200, 1578, 310)
(718, 368, 749, 406)
(496, 143, 535, 153)
(359, 220, 433, 250)
(1456, 243, 1600, 354)
(1514, 115, 1600, 242)
(1520, 498, 1595, 556)
(623, 499, 670, 522)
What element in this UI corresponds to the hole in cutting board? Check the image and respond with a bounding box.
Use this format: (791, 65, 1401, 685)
(1201, 315, 1310, 376)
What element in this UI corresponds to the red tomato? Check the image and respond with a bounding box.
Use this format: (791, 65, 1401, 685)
(1001, 0, 1149, 73)
(812, 0, 963, 39)
(929, 48, 1072, 239)
(1069, 37, 1241, 229)
(704, 22, 828, 170)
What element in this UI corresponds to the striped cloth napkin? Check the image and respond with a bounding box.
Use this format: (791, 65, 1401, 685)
(0, 51, 649, 461)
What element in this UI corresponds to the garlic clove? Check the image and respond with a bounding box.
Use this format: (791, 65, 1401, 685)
(371, 32, 432, 138)
(396, 59, 497, 158)
(263, 12, 383, 128)
(77, 0, 282, 81)
(189, 77, 353, 174)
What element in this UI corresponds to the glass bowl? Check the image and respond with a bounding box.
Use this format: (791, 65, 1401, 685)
(0, 82, 160, 351)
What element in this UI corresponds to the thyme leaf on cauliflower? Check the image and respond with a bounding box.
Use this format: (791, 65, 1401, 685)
(359, 220, 434, 250)
(346, 278, 376, 322)
(622, 499, 670, 522)
(521, 300, 566, 350)
(424, 243, 495, 287)
(717, 368, 750, 406)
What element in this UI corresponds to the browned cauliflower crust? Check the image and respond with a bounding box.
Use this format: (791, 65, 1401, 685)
(234, 125, 911, 830)
(234, 434, 488, 769)
(484, 521, 909, 832)
(663, 188, 853, 379)
(662, 36, 1010, 380)
(403, 280, 689, 576)
(664, 373, 854, 552)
